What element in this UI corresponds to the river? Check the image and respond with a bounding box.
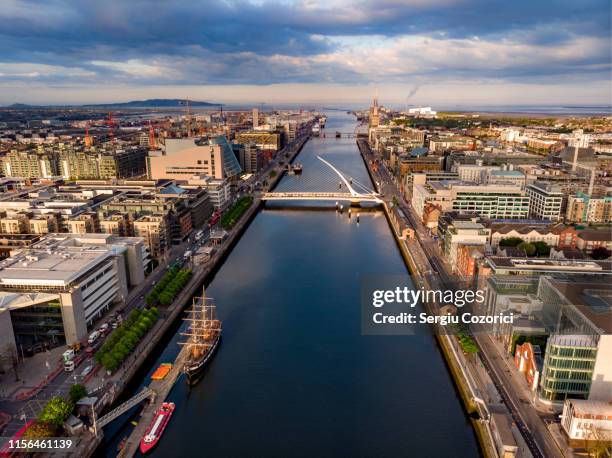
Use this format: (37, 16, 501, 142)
(102, 111, 480, 457)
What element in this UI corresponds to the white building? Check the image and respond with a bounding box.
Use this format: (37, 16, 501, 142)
(0, 234, 148, 351)
(442, 221, 490, 269)
(487, 170, 526, 188)
(561, 399, 612, 445)
(526, 182, 563, 220)
(411, 181, 529, 220)
(187, 175, 231, 209)
(456, 164, 500, 183)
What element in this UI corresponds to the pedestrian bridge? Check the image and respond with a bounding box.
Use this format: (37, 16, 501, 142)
(263, 156, 382, 204)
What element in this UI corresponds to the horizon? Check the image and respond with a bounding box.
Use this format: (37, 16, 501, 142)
(1, 0, 610, 106)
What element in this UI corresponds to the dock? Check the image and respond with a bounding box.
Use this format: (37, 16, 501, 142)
(117, 345, 189, 457)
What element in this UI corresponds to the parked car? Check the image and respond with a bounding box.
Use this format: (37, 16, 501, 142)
(87, 331, 101, 345)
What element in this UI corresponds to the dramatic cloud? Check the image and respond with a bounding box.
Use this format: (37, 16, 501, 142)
(0, 0, 609, 104)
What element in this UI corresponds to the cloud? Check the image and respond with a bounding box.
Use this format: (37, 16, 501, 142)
(0, 0, 609, 102)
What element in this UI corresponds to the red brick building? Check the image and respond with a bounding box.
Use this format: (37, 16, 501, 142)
(456, 244, 484, 278)
(514, 342, 542, 392)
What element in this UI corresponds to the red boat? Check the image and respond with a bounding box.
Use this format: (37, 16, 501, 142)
(139, 402, 175, 454)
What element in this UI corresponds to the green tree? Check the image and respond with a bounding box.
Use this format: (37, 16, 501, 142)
(532, 241, 551, 257)
(499, 237, 523, 247)
(591, 246, 611, 260)
(23, 421, 56, 439)
(69, 384, 88, 404)
(517, 242, 536, 256)
(38, 397, 73, 426)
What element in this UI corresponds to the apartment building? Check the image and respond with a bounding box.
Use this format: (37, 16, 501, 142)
(133, 214, 169, 257)
(0, 150, 59, 178)
(576, 231, 612, 253)
(0, 213, 29, 234)
(566, 192, 612, 223)
(441, 220, 490, 270)
(488, 222, 570, 248)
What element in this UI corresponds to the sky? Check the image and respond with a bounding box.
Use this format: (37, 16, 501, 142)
(0, 0, 610, 106)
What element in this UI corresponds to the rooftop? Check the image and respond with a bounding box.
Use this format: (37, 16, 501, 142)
(565, 399, 612, 420)
(0, 246, 112, 286)
(487, 257, 611, 273)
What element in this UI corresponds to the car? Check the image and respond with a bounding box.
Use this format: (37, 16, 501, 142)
(88, 331, 101, 344)
(80, 365, 94, 378)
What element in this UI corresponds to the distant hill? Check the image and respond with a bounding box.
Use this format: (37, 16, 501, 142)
(3, 99, 222, 109)
(84, 99, 221, 108)
(6, 103, 36, 109)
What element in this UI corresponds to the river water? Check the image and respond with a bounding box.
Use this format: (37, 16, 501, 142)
(103, 112, 480, 457)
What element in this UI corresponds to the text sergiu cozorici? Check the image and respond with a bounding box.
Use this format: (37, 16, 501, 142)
(369, 287, 515, 326)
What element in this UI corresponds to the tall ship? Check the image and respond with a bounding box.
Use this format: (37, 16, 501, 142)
(179, 291, 222, 384)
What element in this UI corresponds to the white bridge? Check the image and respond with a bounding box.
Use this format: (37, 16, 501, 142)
(263, 156, 382, 204)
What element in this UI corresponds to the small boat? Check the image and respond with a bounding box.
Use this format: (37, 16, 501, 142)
(139, 402, 175, 454)
(151, 363, 172, 380)
(291, 164, 302, 174)
(335, 131, 341, 138)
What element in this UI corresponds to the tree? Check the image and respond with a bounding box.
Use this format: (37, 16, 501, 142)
(499, 237, 523, 247)
(23, 421, 56, 439)
(38, 397, 73, 426)
(69, 384, 88, 404)
(517, 242, 536, 256)
(591, 246, 611, 260)
(532, 241, 551, 257)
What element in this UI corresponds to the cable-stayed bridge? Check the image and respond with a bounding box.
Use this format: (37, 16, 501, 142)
(262, 156, 382, 204)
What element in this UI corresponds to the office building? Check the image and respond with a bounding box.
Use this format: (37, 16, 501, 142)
(0, 234, 148, 351)
(456, 164, 500, 183)
(235, 131, 282, 154)
(538, 278, 612, 404)
(147, 136, 242, 181)
(412, 181, 529, 220)
(526, 182, 563, 220)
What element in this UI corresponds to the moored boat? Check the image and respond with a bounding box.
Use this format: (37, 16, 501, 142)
(139, 402, 175, 454)
(180, 290, 222, 384)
